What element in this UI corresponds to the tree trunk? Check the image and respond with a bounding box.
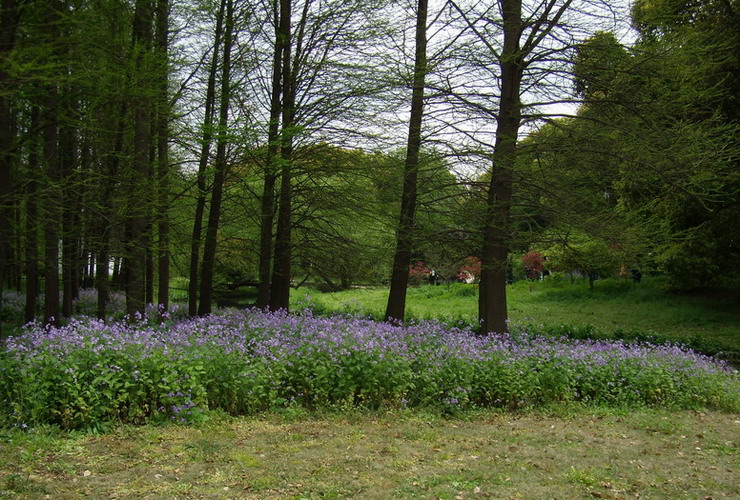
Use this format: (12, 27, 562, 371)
(24, 108, 40, 324)
(198, 0, 233, 316)
(384, 0, 428, 323)
(144, 126, 156, 307)
(43, 87, 61, 326)
(96, 105, 126, 320)
(155, 0, 170, 313)
(145, 222, 154, 305)
(60, 122, 75, 318)
(12, 194, 20, 291)
(256, 0, 284, 310)
(188, 0, 225, 316)
(268, 0, 295, 312)
(0, 0, 21, 331)
(125, 0, 154, 320)
(478, 0, 523, 335)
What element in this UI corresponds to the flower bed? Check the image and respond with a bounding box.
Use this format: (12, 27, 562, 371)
(1, 309, 737, 429)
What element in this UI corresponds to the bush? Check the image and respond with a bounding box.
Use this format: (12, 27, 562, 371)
(2, 310, 737, 430)
(510, 320, 740, 365)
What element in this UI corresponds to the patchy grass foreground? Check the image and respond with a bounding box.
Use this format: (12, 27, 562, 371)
(1, 408, 738, 499)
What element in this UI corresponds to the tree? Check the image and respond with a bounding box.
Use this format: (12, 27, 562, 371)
(155, 0, 171, 313)
(187, 0, 226, 316)
(569, 0, 740, 290)
(267, 0, 295, 311)
(444, 0, 620, 333)
(257, 0, 392, 311)
(124, 0, 156, 319)
(255, 0, 285, 309)
(548, 239, 620, 290)
(0, 0, 22, 331)
(384, 0, 428, 323)
(198, 0, 235, 316)
(23, 108, 40, 323)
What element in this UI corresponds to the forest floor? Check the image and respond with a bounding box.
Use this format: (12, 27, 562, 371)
(1, 407, 738, 499)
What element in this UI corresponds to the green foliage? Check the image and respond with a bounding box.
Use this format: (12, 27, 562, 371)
(547, 240, 621, 288)
(3, 310, 737, 431)
(563, 0, 740, 291)
(658, 231, 720, 291)
(573, 31, 631, 99)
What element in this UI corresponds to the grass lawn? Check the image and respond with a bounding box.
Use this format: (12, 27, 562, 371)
(292, 276, 740, 352)
(1, 407, 737, 499)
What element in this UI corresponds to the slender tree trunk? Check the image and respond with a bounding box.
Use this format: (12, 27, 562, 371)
(96, 105, 125, 320)
(78, 138, 92, 295)
(43, 87, 61, 326)
(145, 131, 155, 306)
(384, 0, 428, 323)
(268, 0, 295, 312)
(145, 221, 154, 305)
(82, 249, 88, 287)
(198, 0, 234, 316)
(145, 127, 156, 307)
(71, 210, 81, 301)
(60, 122, 75, 318)
(188, 0, 225, 316)
(478, 0, 523, 334)
(12, 196, 20, 291)
(155, 0, 170, 313)
(125, 0, 154, 320)
(256, 0, 284, 310)
(24, 108, 40, 323)
(111, 257, 121, 285)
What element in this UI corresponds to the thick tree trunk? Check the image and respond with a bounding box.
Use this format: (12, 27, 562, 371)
(188, 0, 225, 316)
(256, 0, 284, 310)
(0, 0, 21, 331)
(478, 0, 522, 335)
(384, 0, 428, 323)
(268, 0, 295, 312)
(198, 0, 234, 316)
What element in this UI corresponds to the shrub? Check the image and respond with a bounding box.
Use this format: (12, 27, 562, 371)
(408, 261, 431, 286)
(521, 251, 545, 279)
(1, 310, 737, 430)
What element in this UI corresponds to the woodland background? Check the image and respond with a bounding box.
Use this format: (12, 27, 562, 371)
(0, 0, 737, 334)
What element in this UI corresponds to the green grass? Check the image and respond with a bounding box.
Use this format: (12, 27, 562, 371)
(292, 276, 740, 353)
(1, 407, 737, 499)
